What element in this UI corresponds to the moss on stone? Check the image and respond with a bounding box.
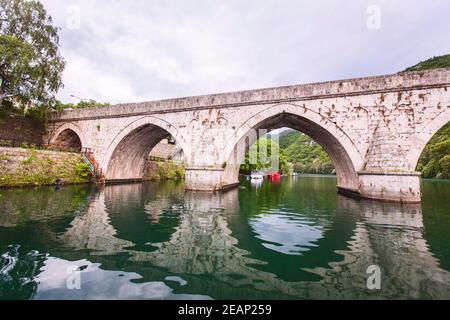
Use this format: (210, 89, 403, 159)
(146, 160, 185, 181)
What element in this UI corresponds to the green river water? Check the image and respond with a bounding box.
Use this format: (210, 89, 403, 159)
(1, 175, 449, 300)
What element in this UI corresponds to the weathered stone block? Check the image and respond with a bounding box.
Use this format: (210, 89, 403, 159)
(358, 171, 421, 203)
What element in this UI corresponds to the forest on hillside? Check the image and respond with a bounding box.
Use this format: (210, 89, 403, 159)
(416, 123, 450, 179)
(278, 130, 334, 174)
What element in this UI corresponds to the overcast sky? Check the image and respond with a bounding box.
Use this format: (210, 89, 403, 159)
(40, 0, 450, 105)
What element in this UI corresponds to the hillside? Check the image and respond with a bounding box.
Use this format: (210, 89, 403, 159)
(278, 130, 334, 174)
(402, 54, 450, 72)
(417, 123, 450, 179)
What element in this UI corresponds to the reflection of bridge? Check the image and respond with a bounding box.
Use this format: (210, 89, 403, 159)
(303, 199, 450, 299)
(46, 69, 450, 202)
(58, 185, 450, 299)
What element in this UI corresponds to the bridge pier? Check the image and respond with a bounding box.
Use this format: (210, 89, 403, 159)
(185, 167, 239, 192)
(358, 171, 422, 203)
(185, 168, 422, 203)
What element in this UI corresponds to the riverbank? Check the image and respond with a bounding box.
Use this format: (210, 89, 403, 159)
(0, 148, 186, 188)
(0, 147, 90, 188)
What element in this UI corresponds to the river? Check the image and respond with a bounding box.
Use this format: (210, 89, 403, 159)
(1, 175, 450, 299)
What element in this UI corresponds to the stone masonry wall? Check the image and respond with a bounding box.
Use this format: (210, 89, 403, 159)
(149, 139, 177, 159)
(0, 147, 89, 187)
(0, 114, 44, 146)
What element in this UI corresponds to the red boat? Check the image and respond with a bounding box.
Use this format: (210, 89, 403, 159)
(267, 172, 281, 182)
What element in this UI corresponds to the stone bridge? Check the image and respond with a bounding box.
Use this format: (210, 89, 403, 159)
(46, 69, 450, 203)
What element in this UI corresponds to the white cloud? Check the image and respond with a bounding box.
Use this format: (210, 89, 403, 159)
(40, 0, 450, 104)
(62, 53, 141, 103)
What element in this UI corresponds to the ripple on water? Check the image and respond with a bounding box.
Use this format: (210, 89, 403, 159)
(249, 209, 325, 256)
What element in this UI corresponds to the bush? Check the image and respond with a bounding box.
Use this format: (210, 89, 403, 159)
(75, 163, 91, 178)
(157, 162, 185, 180)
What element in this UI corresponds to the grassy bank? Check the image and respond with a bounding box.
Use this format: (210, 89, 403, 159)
(0, 147, 90, 187)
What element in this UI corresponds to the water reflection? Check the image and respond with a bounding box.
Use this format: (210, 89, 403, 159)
(308, 198, 450, 299)
(249, 213, 324, 255)
(60, 191, 132, 255)
(250, 178, 263, 189)
(33, 258, 210, 300)
(1, 178, 450, 299)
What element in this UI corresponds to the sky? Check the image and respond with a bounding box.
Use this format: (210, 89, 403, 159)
(40, 0, 450, 105)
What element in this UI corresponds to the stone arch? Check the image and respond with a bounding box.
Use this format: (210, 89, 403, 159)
(103, 116, 189, 181)
(408, 110, 450, 171)
(49, 123, 85, 151)
(221, 103, 363, 193)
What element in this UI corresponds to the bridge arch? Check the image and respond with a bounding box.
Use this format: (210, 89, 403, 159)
(408, 110, 450, 171)
(49, 123, 85, 151)
(221, 103, 364, 193)
(103, 116, 189, 181)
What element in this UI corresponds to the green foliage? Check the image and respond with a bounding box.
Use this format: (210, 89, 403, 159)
(145, 158, 185, 181)
(145, 160, 185, 181)
(19, 142, 37, 149)
(0, 0, 65, 115)
(19, 142, 29, 149)
(283, 161, 294, 176)
(240, 137, 291, 175)
(75, 162, 92, 179)
(21, 149, 37, 165)
(0, 151, 90, 187)
(402, 54, 450, 72)
(417, 122, 450, 179)
(157, 161, 185, 180)
(279, 130, 334, 174)
(57, 100, 111, 111)
(0, 139, 13, 147)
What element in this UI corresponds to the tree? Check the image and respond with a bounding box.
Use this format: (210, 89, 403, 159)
(0, 0, 65, 116)
(240, 137, 291, 175)
(279, 130, 335, 174)
(417, 122, 450, 179)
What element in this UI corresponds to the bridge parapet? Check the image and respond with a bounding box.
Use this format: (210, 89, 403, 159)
(49, 68, 450, 122)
